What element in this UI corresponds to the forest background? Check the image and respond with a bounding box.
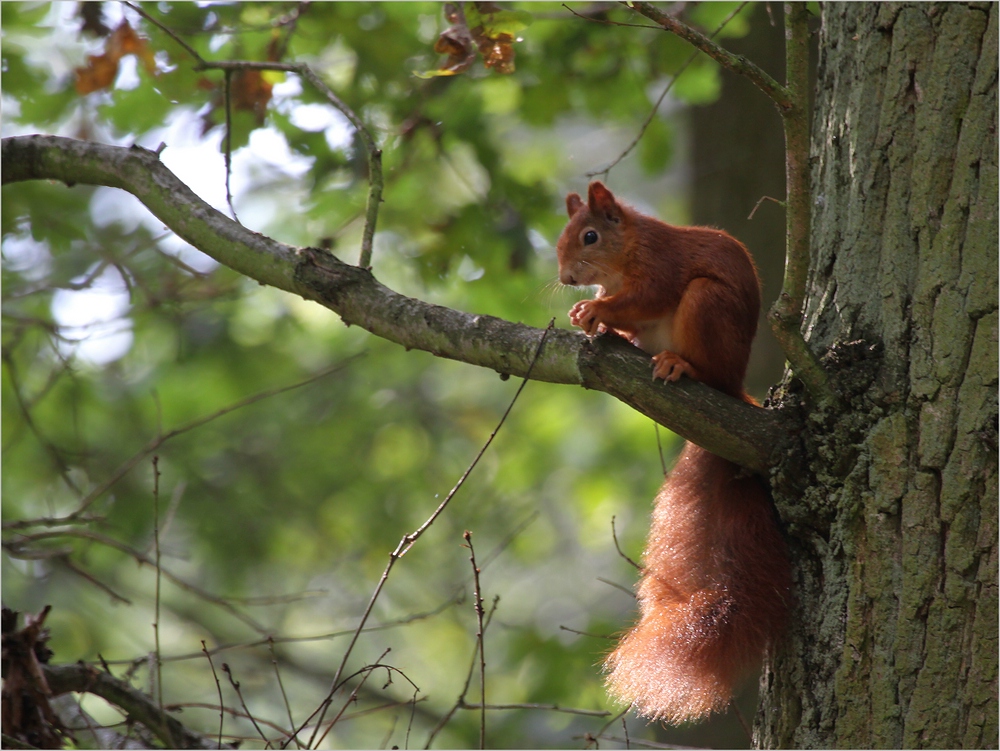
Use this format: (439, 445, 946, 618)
(4, 2, 800, 748)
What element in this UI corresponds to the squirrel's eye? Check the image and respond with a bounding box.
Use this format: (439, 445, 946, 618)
(583, 230, 599, 245)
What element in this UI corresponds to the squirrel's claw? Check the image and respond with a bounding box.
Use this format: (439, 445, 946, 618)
(651, 351, 695, 382)
(569, 300, 602, 336)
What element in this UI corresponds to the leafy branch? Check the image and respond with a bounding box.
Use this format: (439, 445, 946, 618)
(2, 135, 792, 475)
(125, 1, 383, 269)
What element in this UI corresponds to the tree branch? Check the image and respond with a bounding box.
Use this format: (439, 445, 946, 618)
(125, 2, 383, 267)
(627, 1, 792, 110)
(629, 1, 836, 407)
(768, 2, 836, 406)
(42, 662, 229, 749)
(1, 134, 792, 474)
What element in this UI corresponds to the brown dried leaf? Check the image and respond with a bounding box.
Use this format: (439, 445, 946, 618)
(417, 2, 526, 78)
(231, 69, 274, 123)
(475, 31, 516, 74)
(74, 20, 158, 94)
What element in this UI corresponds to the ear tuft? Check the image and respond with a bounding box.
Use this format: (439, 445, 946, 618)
(566, 192, 584, 218)
(588, 181, 622, 224)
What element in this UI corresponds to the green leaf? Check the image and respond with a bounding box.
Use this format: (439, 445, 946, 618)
(638, 114, 674, 175)
(672, 59, 722, 105)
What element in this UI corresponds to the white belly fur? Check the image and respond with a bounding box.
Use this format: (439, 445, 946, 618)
(630, 315, 674, 355)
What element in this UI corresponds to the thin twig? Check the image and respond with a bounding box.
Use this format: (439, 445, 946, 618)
(223, 68, 238, 222)
(378, 714, 398, 750)
(126, 2, 381, 268)
(222, 663, 271, 747)
(308, 322, 555, 744)
(591, 706, 632, 747)
(2, 352, 82, 496)
(152, 457, 164, 718)
(201, 641, 226, 749)
(423, 597, 501, 748)
(654, 423, 667, 476)
(586, 2, 750, 178)
(627, 2, 791, 110)
(142, 479, 186, 556)
(732, 699, 752, 742)
(268, 638, 302, 750)
(311, 652, 391, 748)
(198, 59, 382, 269)
(4, 357, 361, 529)
(461, 702, 612, 717)
(611, 516, 641, 571)
(125, 2, 205, 63)
(747, 194, 785, 221)
(272, 2, 309, 62)
(165, 702, 293, 739)
(558, 625, 615, 640)
(58, 556, 131, 604)
(311, 655, 421, 749)
(6, 528, 269, 634)
(464, 531, 487, 749)
(585, 735, 696, 749)
(562, 3, 659, 29)
(94, 594, 464, 670)
(404, 686, 419, 750)
(596, 576, 637, 599)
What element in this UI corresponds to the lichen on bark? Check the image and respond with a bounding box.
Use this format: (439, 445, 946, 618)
(761, 4, 997, 748)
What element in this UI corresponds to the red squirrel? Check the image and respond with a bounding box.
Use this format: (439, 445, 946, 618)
(556, 181, 791, 724)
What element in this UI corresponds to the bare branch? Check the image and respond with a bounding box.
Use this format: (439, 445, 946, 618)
(461, 702, 611, 717)
(767, 2, 837, 407)
(5, 528, 269, 634)
(221, 664, 270, 747)
(463, 531, 487, 748)
(584, 2, 751, 177)
(152, 456, 164, 715)
(610, 515, 641, 571)
(202, 641, 226, 748)
(42, 662, 229, 749)
(123, 4, 380, 267)
(622, 2, 834, 406)
(626, 1, 791, 110)
(3, 356, 359, 529)
(424, 597, 502, 747)
(306, 324, 553, 743)
(1, 135, 794, 473)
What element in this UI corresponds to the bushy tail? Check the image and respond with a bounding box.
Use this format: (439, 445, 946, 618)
(605, 443, 790, 724)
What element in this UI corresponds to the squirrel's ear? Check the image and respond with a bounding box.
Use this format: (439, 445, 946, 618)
(566, 192, 583, 217)
(588, 181, 622, 224)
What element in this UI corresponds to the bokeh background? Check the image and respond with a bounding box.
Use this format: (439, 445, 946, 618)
(2, 3, 793, 747)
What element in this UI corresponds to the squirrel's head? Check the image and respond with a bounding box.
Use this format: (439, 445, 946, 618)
(556, 181, 628, 290)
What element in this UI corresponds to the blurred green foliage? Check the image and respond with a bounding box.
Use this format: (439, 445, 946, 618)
(2, 2, 760, 748)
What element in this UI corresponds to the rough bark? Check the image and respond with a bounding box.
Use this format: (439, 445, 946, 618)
(760, 4, 998, 748)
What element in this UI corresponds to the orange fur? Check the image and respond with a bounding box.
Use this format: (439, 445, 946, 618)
(557, 182, 790, 723)
(556, 181, 760, 396)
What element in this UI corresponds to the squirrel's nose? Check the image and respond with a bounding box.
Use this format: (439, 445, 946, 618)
(559, 270, 576, 286)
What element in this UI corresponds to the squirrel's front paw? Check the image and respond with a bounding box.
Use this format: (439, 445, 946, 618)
(652, 351, 696, 382)
(568, 300, 603, 336)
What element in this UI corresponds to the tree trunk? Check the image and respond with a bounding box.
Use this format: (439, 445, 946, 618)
(759, 3, 997, 748)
